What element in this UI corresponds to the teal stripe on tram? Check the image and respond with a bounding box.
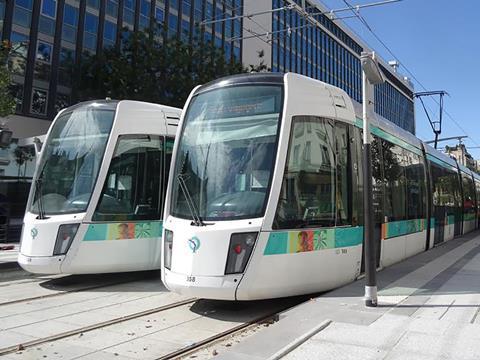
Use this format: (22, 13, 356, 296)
(83, 221, 163, 241)
(264, 226, 363, 256)
(426, 154, 457, 171)
(382, 218, 425, 240)
(354, 118, 422, 156)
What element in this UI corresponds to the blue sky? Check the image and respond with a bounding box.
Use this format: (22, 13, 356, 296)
(318, 0, 480, 158)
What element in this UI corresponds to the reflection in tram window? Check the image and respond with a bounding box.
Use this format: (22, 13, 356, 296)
(405, 151, 426, 220)
(30, 107, 114, 214)
(93, 135, 163, 221)
(462, 174, 475, 215)
(274, 116, 352, 229)
(382, 141, 407, 222)
(170, 85, 283, 221)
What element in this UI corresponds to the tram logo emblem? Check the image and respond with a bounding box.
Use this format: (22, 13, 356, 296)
(188, 236, 201, 253)
(31, 227, 38, 240)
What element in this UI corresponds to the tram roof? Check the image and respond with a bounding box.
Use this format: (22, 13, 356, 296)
(458, 162, 473, 176)
(196, 73, 285, 95)
(62, 99, 120, 113)
(423, 143, 458, 168)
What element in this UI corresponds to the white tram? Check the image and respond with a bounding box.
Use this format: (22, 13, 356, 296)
(161, 73, 480, 300)
(19, 100, 181, 274)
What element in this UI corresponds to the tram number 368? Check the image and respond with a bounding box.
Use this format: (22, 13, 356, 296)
(186, 276, 196, 283)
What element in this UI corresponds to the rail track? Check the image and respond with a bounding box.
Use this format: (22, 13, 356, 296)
(0, 271, 158, 307)
(157, 311, 281, 360)
(0, 298, 197, 356)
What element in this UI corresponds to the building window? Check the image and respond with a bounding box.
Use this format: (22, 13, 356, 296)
(106, 0, 118, 18)
(36, 42, 53, 63)
(10, 83, 24, 113)
(58, 47, 75, 86)
(155, 7, 164, 24)
(168, 13, 178, 36)
(31, 88, 48, 115)
(0, 0, 6, 38)
(54, 93, 70, 114)
(84, 13, 98, 50)
(123, 0, 134, 25)
(139, 0, 150, 30)
(39, 16, 56, 36)
(41, 0, 56, 18)
(13, 0, 33, 27)
(9, 32, 29, 75)
(103, 20, 116, 47)
(86, 0, 99, 9)
(62, 4, 79, 43)
(15, 0, 32, 9)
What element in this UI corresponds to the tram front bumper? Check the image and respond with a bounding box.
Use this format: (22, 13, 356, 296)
(17, 253, 63, 274)
(163, 269, 240, 300)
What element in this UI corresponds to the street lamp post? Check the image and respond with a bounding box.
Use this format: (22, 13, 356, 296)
(360, 51, 385, 307)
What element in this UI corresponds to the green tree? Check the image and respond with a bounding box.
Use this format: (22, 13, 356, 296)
(0, 40, 16, 118)
(75, 29, 246, 108)
(14, 145, 34, 179)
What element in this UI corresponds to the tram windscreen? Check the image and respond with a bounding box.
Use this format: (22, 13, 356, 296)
(171, 85, 283, 221)
(29, 107, 114, 214)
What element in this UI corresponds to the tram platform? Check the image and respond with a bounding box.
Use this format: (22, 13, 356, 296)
(217, 230, 480, 360)
(0, 243, 19, 269)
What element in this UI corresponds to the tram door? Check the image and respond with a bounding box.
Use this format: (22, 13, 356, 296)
(454, 174, 463, 236)
(433, 206, 445, 246)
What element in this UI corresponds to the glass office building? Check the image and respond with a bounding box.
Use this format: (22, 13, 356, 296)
(270, 0, 415, 134)
(0, 0, 414, 134)
(0, 0, 242, 123)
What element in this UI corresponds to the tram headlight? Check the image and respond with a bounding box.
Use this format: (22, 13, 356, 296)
(225, 232, 258, 275)
(53, 223, 80, 256)
(164, 229, 173, 270)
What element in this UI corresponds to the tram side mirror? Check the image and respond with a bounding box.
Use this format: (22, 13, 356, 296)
(33, 137, 43, 155)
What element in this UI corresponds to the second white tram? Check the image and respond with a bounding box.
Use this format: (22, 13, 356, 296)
(19, 100, 181, 274)
(162, 73, 480, 300)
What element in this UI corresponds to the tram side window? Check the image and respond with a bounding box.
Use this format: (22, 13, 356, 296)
(164, 137, 174, 192)
(273, 116, 352, 229)
(476, 180, 480, 213)
(382, 141, 407, 222)
(93, 135, 163, 221)
(405, 150, 426, 220)
(335, 123, 351, 225)
(371, 135, 385, 224)
(462, 174, 475, 215)
(431, 163, 457, 214)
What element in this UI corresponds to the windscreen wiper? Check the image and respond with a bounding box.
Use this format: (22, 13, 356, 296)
(35, 178, 48, 220)
(176, 151, 206, 227)
(177, 173, 205, 227)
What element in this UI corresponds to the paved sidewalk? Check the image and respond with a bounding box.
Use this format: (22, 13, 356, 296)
(0, 243, 19, 269)
(216, 231, 480, 360)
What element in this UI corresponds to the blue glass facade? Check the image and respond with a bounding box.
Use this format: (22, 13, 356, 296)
(271, 0, 415, 134)
(1, 0, 243, 120)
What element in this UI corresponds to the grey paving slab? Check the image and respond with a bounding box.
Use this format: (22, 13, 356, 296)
(74, 350, 136, 360)
(10, 319, 79, 338)
(387, 331, 479, 360)
(144, 322, 216, 346)
(311, 321, 404, 350)
(4, 340, 94, 360)
(57, 329, 136, 352)
(0, 330, 37, 348)
(102, 337, 180, 360)
(283, 339, 387, 360)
